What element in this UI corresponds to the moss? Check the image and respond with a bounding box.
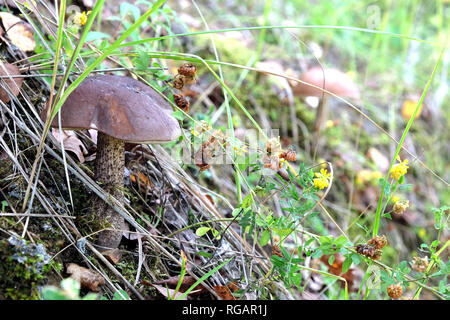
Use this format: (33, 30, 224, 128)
(0, 236, 61, 300)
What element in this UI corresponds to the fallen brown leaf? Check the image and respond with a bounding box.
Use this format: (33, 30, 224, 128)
(0, 12, 35, 52)
(213, 284, 237, 300)
(66, 263, 105, 292)
(101, 248, 122, 265)
(0, 63, 23, 103)
(51, 129, 88, 163)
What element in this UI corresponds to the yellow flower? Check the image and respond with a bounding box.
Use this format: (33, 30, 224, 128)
(390, 159, 409, 180)
(192, 120, 212, 137)
(314, 177, 329, 189)
(325, 120, 334, 128)
(318, 168, 331, 179)
(234, 145, 247, 156)
(73, 11, 88, 26)
(401, 100, 422, 120)
(391, 195, 400, 204)
(23, 0, 36, 9)
(313, 168, 331, 190)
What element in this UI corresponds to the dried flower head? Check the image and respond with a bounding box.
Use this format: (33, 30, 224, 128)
(266, 137, 282, 154)
(271, 245, 283, 257)
(173, 74, 185, 90)
(263, 154, 281, 171)
(209, 130, 227, 145)
(173, 94, 190, 112)
(280, 149, 297, 162)
(393, 200, 409, 215)
(368, 235, 388, 250)
(178, 63, 198, 77)
(387, 284, 403, 299)
(411, 256, 429, 273)
(355, 244, 382, 260)
(390, 159, 409, 180)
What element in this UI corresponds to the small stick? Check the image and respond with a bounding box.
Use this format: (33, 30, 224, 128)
(0, 213, 75, 219)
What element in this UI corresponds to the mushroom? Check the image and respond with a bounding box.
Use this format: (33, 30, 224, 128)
(0, 62, 23, 103)
(291, 67, 360, 157)
(41, 75, 181, 250)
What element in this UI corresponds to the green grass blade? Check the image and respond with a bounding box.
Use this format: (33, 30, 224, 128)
(177, 257, 233, 300)
(118, 25, 436, 49)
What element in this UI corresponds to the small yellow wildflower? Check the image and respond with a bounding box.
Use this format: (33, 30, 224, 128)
(401, 100, 422, 120)
(391, 195, 400, 204)
(23, 1, 37, 10)
(234, 145, 248, 156)
(390, 159, 409, 180)
(191, 120, 212, 136)
(313, 168, 331, 190)
(73, 11, 88, 26)
(318, 158, 328, 169)
(417, 228, 426, 239)
(325, 120, 335, 128)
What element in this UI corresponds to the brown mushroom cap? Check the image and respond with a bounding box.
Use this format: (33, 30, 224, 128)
(0, 63, 23, 103)
(292, 67, 360, 100)
(41, 75, 181, 143)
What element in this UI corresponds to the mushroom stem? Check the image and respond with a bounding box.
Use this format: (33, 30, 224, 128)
(93, 131, 127, 250)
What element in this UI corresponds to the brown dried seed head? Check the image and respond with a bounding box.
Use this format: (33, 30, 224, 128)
(173, 94, 190, 112)
(210, 129, 227, 145)
(178, 63, 197, 77)
(272, 245, 283, 257)
(263, 154, 281, 171)
(412, 256, 429, 273)
(280, 149, 297, 162)
(173, 74, 185, 90)
(368, 235, 388, 249)
(355, 244, 382, 260)
(393, 200, 409, 214)
(372, 249, 383, 260)
(387, 284, 403, 299)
